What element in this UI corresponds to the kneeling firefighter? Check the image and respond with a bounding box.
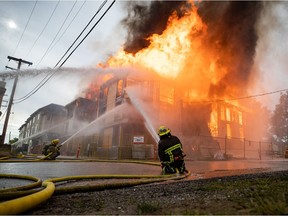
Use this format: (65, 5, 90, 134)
(42, 139, 61, 160)
(157, 126, 187, 174)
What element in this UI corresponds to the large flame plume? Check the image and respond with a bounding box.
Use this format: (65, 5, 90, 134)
(105, 1, 262, 103)
(86, 1, 270, 143)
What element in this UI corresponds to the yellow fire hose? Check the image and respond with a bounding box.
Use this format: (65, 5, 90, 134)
(0, 160, 190, 215)
(0, 181, 55, 215)
(0, 174, 42, 193)
(0, 152, 57, 162)
(46, 172, 189, 195)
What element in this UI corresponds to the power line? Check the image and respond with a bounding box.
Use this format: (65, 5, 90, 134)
(205, 88, 288, 103)
(16, 0, 86, 102)
(26, 0, 61, 58)
(49, 0, 87, 54)
(54, 0, 108, 68)
(13, 68, 55, 102)
(35, 0, 78, 68)
(11, 1, 38, 57)
(13, 0, 115, 104)
(58, 0, 116, 68)
(0, 108, 8, 122)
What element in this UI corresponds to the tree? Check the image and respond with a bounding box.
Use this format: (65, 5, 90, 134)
(270, 91, 288, 147)
(9, 137, 18, 144)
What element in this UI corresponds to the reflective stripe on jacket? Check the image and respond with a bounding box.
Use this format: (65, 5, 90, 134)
(164, 143, 182, 162)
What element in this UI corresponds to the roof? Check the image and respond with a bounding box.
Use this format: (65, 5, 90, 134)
(19, 103, 66, 130)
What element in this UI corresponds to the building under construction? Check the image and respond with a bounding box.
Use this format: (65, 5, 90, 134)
(13, 69, 272, 160)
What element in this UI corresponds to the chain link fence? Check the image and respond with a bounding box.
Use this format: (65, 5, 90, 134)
(59, 133, 282, 161)
(182, 135, 279, 160)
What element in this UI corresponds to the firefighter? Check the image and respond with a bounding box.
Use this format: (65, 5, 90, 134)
(157, 126, 187, 174)
(43, 139, 61, 160)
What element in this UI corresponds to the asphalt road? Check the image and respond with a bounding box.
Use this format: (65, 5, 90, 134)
(1, 158, 287, 183)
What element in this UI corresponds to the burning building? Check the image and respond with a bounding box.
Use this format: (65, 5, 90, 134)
(16, 1, 273, 159)
(60, 1, 272, 160)
(59, 70, 269, 160)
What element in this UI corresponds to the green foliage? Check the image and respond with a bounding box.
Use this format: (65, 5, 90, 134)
(9, 137, 18, 144)
(183, 176, 288, 215)
(137, 202, 160, 214)
(235, 176, 288, 214)
(270, 91, 288, 145)
(248, 193, 287, 214)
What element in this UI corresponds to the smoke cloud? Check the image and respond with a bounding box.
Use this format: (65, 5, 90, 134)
(197, 1, 263, 97)
(121, 1, 264, 98)
(122, 1, 189, 54)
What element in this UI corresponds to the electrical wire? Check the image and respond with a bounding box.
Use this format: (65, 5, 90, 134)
(13, 0, 115, 104)
(0, 108, 8, 122)
(16, 0, 85, 101)
(14, 1, 110, 103)
(13, 69, 54, 102)
(200, 88, 288, 103)
(15, 0, 86, 102)
(25, 0, 61, 58)
(14, 0, 80, 101)
(54, 0, 107, 69)
(11, 1, 38, 57)
(35, 0, 78, 68)
(49, 0, 88, 55)
(14, 0, 283, 106)
(57, 0, 116, 68)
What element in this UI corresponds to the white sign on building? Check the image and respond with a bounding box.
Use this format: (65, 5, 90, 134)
(133, 136, 144, 144)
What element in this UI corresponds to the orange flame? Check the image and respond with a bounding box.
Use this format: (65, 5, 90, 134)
(106, 4, 236, 103)
(107, 7, 205, 79)
(105, 4, 235, 135)
(85, 73, 113, 100)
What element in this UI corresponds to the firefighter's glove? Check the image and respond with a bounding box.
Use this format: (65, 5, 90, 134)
(161, 161, 169, 168)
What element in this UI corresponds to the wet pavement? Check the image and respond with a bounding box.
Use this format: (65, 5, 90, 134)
(186, 158, 288, 173)
(1, 158, 287, 189)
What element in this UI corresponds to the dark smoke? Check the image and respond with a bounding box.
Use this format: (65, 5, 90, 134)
(121, 1, 264, 98)
(122, 1, 189, 54)
(197, 1, 263, 97)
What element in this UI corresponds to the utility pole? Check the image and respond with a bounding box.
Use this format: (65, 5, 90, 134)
(0, 56, 32, 145)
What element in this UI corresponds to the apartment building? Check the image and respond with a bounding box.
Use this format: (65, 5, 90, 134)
(14, 98, 97, 154)
(15, 104, 67, 154)
(62, 70, 258, 160)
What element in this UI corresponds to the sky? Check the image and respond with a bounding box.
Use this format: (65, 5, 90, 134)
(0, 1, 288, 143)
(0, 0, 127, 142)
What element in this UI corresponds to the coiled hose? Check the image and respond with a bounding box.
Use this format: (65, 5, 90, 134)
(0, 160, 190, 215)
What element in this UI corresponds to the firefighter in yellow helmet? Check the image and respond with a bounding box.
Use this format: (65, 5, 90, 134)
(42, 139, 61, 160)
(157, 126, 187, 174)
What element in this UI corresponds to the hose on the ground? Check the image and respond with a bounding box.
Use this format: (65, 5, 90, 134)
(0, 174, 42, 193)
(0, 160, 190, 215)
(0, 180, 55, 215)
(0, 152, 59, 162)
(0, 152, 71, 161)
(47, 172, 190, 194)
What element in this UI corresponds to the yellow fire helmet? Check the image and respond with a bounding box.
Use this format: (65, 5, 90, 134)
(158, 126, 171, 137)
(51, 139, 59, 145)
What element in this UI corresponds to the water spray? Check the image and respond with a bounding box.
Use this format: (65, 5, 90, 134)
(60, 104, 128, 146)
(125, 88, 160, 144)
(12, 120, 68, 146)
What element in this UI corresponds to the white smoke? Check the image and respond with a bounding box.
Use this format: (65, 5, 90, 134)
(252, 1, 288, 110)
